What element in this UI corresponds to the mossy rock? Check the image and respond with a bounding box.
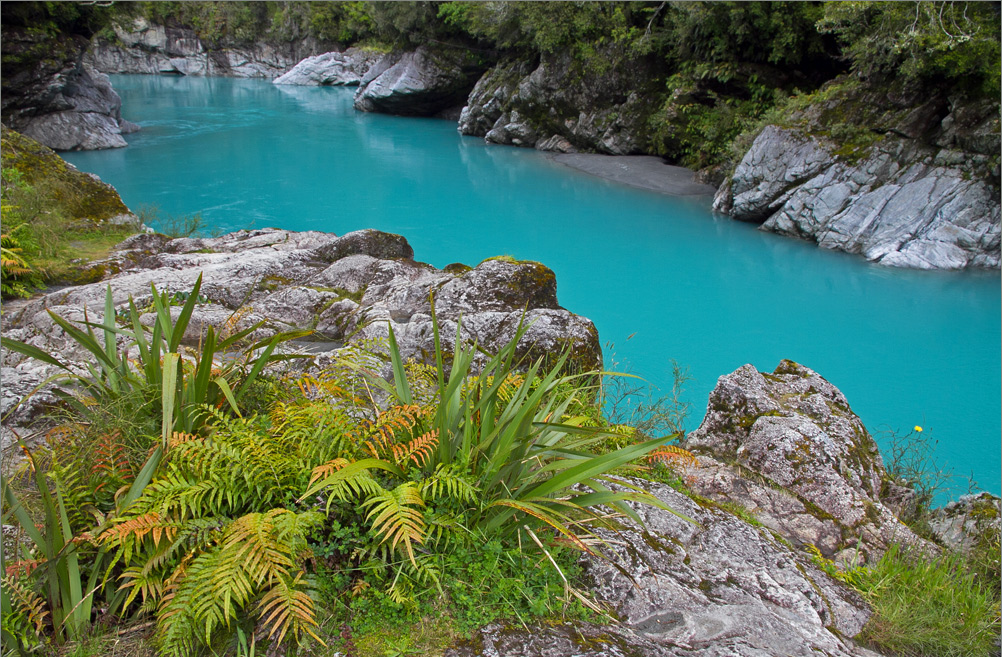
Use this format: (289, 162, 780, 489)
(1, 125, 131, 223)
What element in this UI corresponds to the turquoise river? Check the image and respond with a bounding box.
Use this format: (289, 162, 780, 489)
(62, 75, 1001, 501)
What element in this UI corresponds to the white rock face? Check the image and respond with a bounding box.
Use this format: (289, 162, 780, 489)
(86, 20, 309, 79)
(273, 49, 380, 86)
(353, 47, 486, 116)
(714, 126, 1000, 270)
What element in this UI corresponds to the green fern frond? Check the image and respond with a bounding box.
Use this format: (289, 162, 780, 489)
(1, 574, 50, 635)
(156, 509, 322, 656)
(361, 482, 426, 566)
(420, 464, 478, 503)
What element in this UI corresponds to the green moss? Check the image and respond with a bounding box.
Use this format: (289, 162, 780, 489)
(256, 274, 293, 292)
(1, 125, 131, 223)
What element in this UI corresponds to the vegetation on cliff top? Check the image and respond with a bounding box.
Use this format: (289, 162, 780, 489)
(0, 126, 138, 297)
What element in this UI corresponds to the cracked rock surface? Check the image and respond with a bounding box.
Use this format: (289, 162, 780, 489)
(0, 228, 599, 444)
(684, 360, 938, 564)
(714, 126, 1000, 270)
(448, 478, 881, 657)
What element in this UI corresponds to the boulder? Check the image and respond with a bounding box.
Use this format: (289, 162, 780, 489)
(0, 228, 601, 441)
(714, 117, 1000, 270)
(353, 46, 488, 116)
(684, 360, 939, 564)
(273, 48, 381, 86)
(2, 27, 134, 151)
(459, 51, 660, 155)
(448, 478, 879, 657)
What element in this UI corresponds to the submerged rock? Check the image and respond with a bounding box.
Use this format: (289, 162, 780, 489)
(0, 228, 600, 435)
(273, 48, 381, 86)
(714, 123, 1001, 270)
(684, 360, 938, 564)
(2, 27, 135, 151)
(449, 477, 879, 657)
(353, 46, 488, 116)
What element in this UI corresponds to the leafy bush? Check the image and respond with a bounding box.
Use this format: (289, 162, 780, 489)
(818, 1, 1001, 96)
(2, 283, 685, 655)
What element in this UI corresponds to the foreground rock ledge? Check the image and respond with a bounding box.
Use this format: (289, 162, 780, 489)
(0, 228, 600, 433)
(684, 360, 938, 565)
(449, 477, 879, 657)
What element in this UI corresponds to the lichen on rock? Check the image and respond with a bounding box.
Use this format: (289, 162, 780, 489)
(684, 360, 939, 564)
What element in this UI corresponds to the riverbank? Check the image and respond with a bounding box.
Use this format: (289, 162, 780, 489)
(551, 153, 716, 197)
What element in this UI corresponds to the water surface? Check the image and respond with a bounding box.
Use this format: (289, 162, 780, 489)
(63, 76, 1001, 500)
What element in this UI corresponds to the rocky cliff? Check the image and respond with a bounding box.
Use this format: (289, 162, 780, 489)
(458, 52, 659, 154)
(353, 46, 489, 117)
(85, 17, 319, 78)
(1, 27, 138, 151)
(713, 125, 1000, 270)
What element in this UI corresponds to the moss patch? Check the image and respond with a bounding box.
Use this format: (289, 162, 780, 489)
(1, 125, 131, 223)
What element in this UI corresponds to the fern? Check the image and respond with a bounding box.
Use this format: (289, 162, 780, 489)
(391, 430, 439, 468)
(1, 575, 49, 635)
(156, 509, 323, 656)
(361, 482, 426, 566)
(646, 444, 697, 470)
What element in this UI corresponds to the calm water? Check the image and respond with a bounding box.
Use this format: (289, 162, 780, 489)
(63, 75, 1001, 500)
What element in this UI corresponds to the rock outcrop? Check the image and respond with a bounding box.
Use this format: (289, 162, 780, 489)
(929, 492, 1001, 553)
(272, 48, 381, 86)
(85, 17, 319, 78)
(0, 126, 137, 227)
(684, 360, 938, 565)
(0, 228, 600, 436)
(1, 27, 137, 151)
(458, 52, 660, 155)
(353, 46, 489, 117)
(449, 477, 880, 657)
(713, 83, 1001, 270)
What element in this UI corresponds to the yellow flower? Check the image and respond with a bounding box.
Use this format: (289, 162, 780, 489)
(914, 425, 923, 433)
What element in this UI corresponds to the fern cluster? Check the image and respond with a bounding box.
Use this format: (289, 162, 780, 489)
(2, 287, 691, 656)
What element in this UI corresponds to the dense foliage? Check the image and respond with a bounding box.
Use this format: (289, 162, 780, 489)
(1, 286, 691, 655)
(3, 1, 998, 173)
(0, 127, 141, 298)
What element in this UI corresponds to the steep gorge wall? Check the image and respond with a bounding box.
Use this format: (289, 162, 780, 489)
(1, 26, 138, 150)
(85, 16, 328, 78)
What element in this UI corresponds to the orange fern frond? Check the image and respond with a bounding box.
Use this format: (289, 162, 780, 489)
(390, 430, 439, 468)
(100, 512, 179, 549)
(93, 431, 134, 478)
(306, 458, 349, 493)
(168, 431, 200, 449)
(5, 559, 43, 578)
(646, 445, 698, 470)
(350, 579, 369, 596)
(1, 574, 49, 633)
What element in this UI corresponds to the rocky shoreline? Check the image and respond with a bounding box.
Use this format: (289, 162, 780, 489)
(3, 227, 997, 656)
